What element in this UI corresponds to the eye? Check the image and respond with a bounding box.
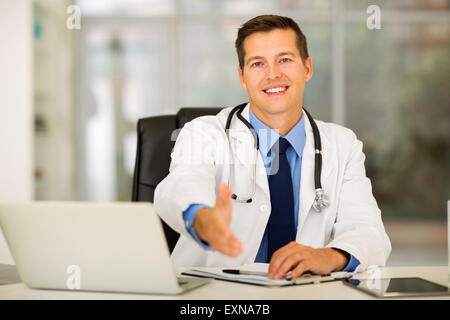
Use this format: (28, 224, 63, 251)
(280, 57, 292, 63)
(250, 61, 263, 68)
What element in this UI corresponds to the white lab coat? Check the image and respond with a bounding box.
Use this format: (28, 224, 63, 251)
(154, 105, 391, 272)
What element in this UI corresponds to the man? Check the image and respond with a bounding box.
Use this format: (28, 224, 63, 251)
(154, 15, 391, 280)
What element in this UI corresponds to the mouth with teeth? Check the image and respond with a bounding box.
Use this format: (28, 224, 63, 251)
(262, 85, 289, 96)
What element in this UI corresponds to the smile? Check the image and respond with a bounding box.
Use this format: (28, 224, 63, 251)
(262, 86, 289, 95)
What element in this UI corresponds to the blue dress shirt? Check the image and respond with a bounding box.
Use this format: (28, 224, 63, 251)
(182, 107, 360, 272)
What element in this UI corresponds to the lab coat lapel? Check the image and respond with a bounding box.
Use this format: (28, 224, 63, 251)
(298, 111, 316, 234)
(227, 105, 270, 200)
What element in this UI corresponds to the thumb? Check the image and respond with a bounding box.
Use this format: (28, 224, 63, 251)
(215, 183, 232, 212)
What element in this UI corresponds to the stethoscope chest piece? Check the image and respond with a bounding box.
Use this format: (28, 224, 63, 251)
(312, 188, 330, 212)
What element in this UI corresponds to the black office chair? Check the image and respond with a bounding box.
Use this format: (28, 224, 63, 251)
(132, 107, 222, 253)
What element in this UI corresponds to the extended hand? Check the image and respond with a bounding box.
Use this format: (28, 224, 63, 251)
(268, 242, 349, 280)
(193, 183, 243, 257)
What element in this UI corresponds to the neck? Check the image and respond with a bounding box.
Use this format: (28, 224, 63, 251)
(250, 104, 303, 136)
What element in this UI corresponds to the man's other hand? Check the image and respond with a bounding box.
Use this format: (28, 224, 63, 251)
(268, 242, 349, 279)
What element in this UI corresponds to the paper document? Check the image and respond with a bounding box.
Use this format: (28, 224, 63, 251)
(182, 263, 291, 286)
(181, 263, 352, 287)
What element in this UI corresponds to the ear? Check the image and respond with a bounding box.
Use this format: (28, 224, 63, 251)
(238, 66, 247, 91)
(304, 57, 313, 82)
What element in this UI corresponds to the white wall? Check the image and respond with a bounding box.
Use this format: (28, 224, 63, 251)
(0, 0, 33, 265)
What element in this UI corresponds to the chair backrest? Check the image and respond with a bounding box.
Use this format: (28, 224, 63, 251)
(132, 107, 222, 252)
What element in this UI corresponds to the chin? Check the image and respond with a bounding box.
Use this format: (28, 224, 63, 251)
(251, 96, 298, 115)
(262, 103, 293, 115)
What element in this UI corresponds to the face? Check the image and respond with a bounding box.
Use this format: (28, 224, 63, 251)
(238, 28, 312, 120)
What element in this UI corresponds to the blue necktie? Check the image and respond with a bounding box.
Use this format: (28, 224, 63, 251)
(267, 137, 296, 260)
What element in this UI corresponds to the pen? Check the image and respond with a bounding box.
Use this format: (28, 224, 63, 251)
(222, 269, 268, 277)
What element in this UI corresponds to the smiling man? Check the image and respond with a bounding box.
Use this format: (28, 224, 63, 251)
(154, 15, 391, 279)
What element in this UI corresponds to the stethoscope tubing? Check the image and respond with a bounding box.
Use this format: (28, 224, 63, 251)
(225, 103, 328, 211)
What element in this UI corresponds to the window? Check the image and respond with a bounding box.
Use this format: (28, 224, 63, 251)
(75, 0, 449, 222)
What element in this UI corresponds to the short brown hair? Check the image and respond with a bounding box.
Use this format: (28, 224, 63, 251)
(235, 15, 309, 71)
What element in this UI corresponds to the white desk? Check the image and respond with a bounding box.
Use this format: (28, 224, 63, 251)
(0, 266, 448, 300)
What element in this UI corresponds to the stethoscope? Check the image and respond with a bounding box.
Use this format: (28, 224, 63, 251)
(225, 103, 330, 213)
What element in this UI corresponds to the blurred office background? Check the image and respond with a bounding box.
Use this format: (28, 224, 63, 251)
(0, 0, 449, 266)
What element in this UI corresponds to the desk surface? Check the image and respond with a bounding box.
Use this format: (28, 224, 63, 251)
(0, 266, 448, 300)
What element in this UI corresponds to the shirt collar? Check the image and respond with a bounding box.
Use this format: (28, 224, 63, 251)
(248, 106, 306, 158)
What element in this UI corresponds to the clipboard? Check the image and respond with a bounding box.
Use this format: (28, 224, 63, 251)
(181, 264, 352, 287)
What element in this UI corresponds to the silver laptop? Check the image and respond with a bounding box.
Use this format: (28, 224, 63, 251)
(0, 202, 209, 295)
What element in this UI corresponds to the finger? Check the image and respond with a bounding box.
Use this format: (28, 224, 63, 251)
(286, 261, 309, 279)
(215, 183, 232, 210)
(219, 183, 232, 199)
(268, 251, 293, 279)
(216, 226, 242, 256)
(213, 234, 242, 257)
(270, 252, 302, 280)
(268, 242, 298, 277)
(208, 221, 242, 257)
(278, 253, 303, 279)
(225, 237, 243, 257)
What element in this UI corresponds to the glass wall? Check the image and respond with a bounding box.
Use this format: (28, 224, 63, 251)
(345, 20, 449, 221)
(75, 0, 449, 223)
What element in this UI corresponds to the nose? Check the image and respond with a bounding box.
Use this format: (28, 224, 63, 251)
(267, 62, 281, 80)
